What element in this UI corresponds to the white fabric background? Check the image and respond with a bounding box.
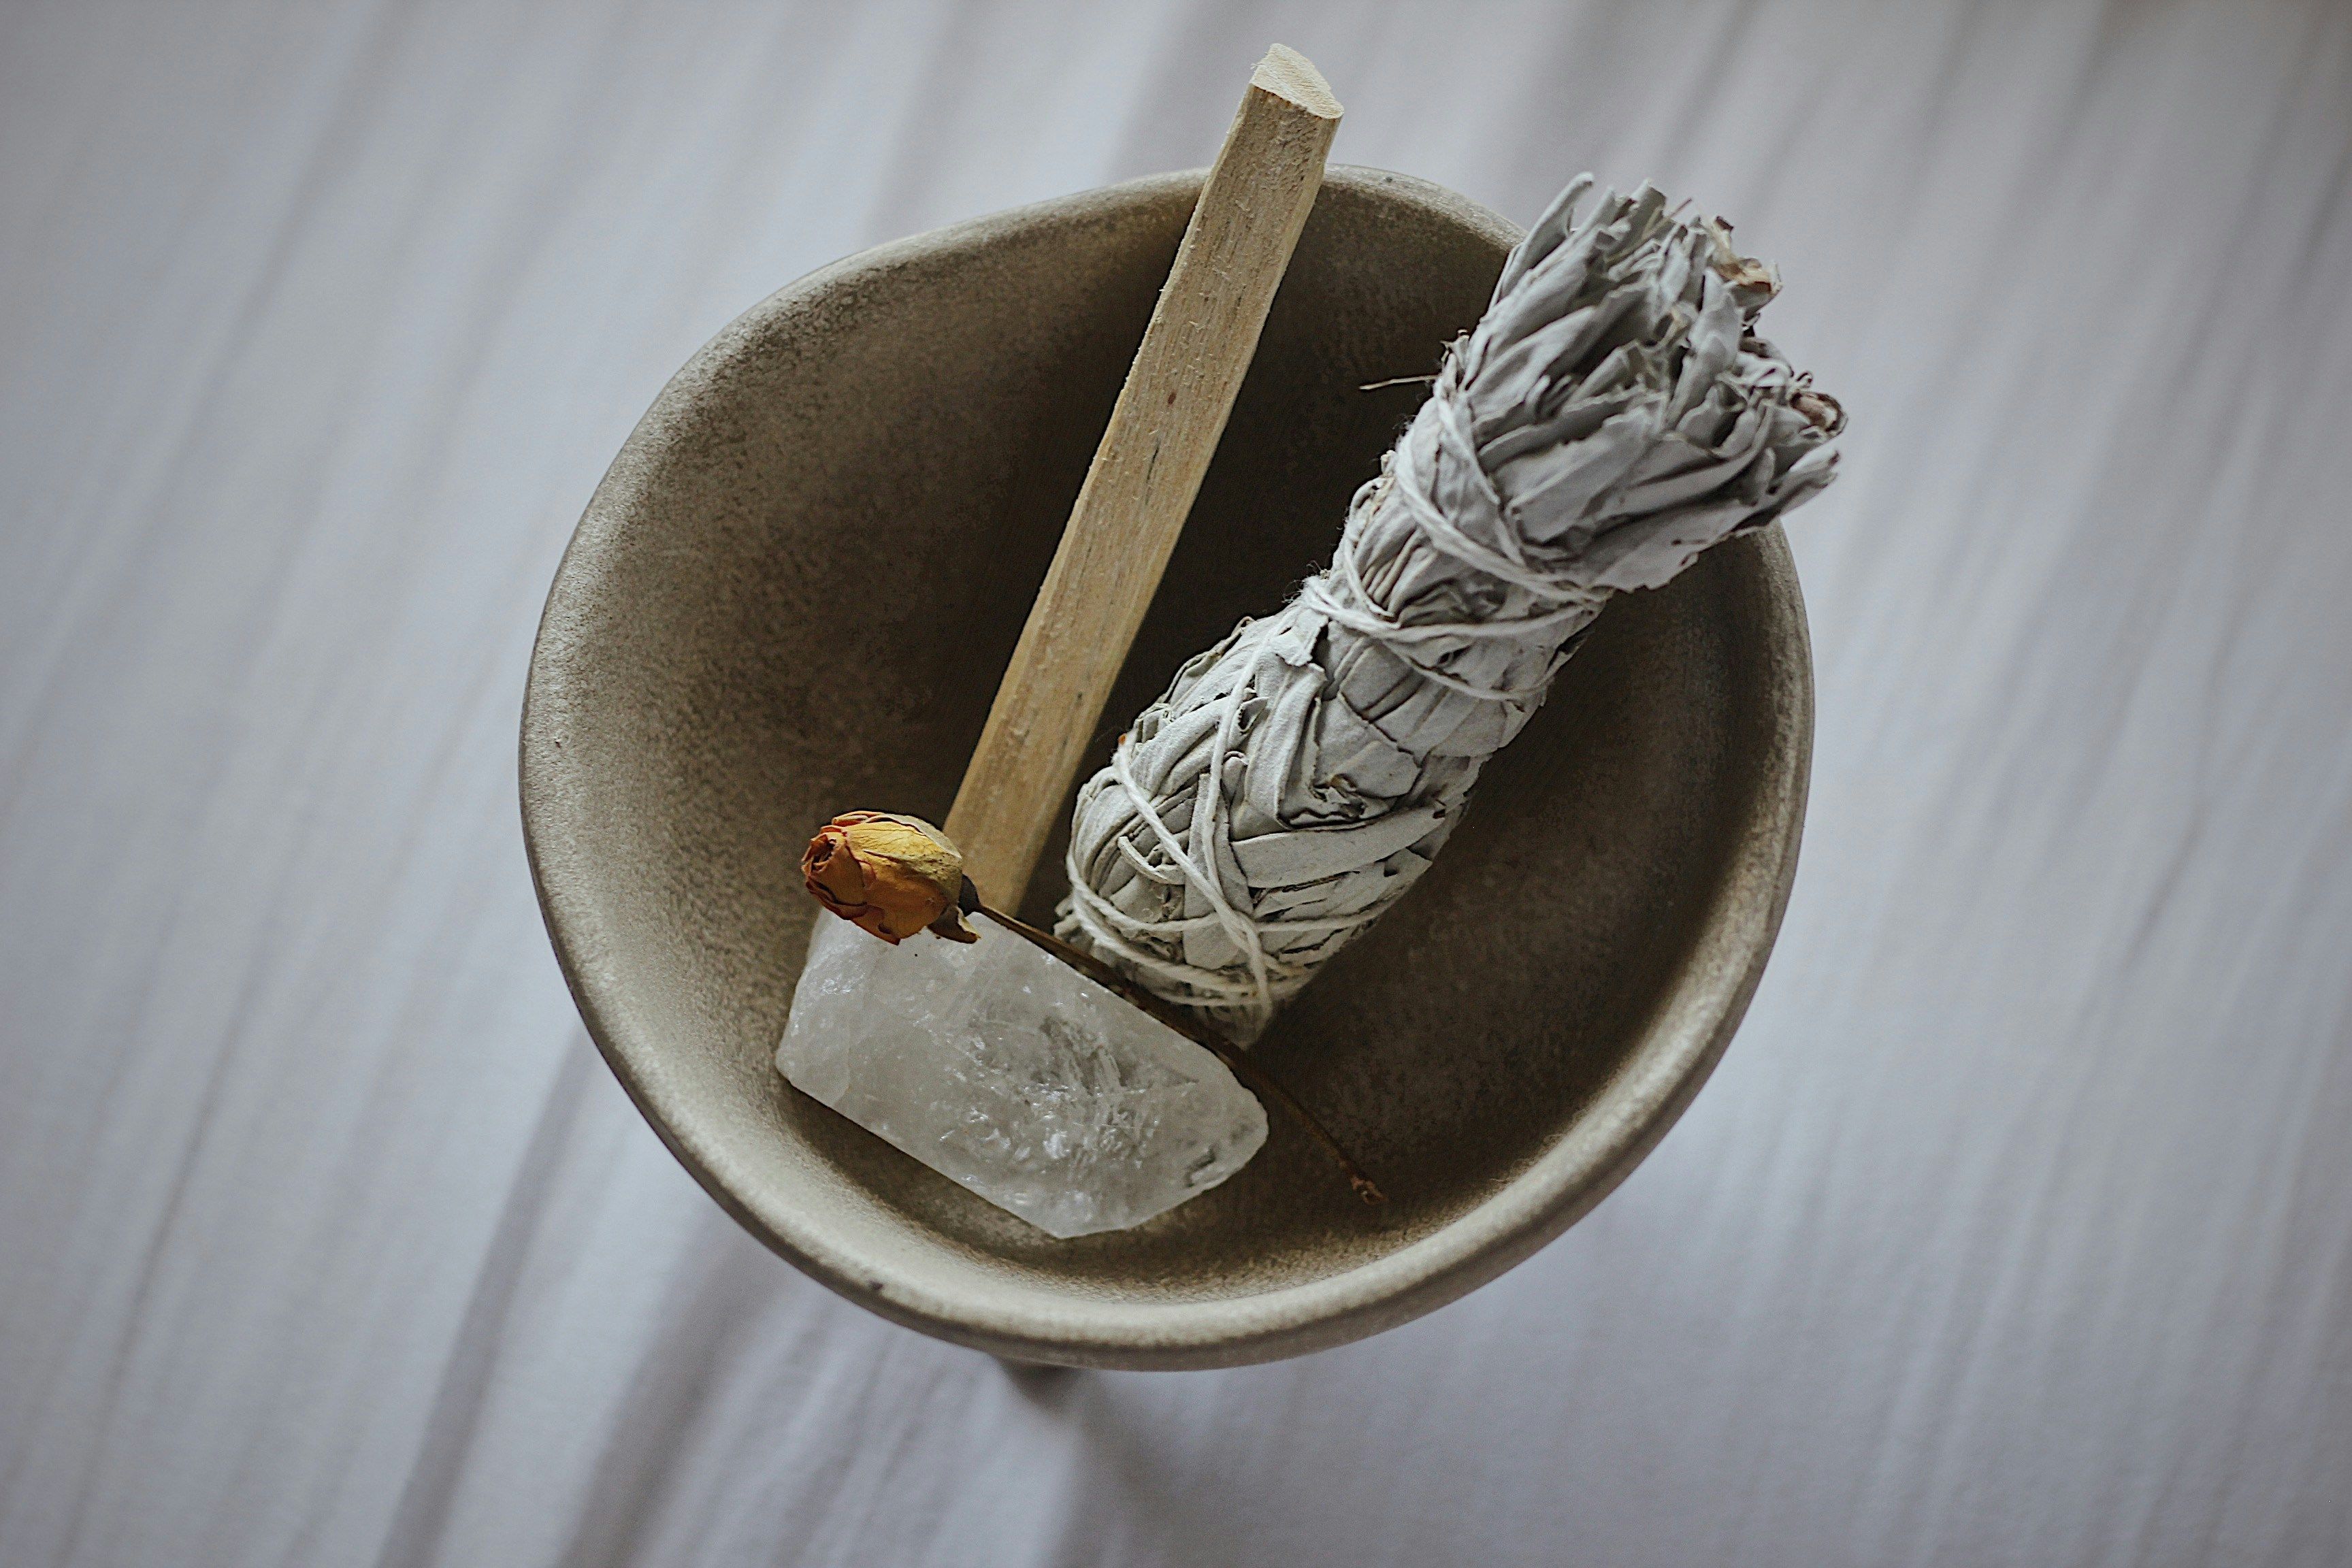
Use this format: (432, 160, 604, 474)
(4, 3, 2349, 1564)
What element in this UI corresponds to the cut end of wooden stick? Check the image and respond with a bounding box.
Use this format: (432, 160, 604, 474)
(1251, 44, 1342, 119)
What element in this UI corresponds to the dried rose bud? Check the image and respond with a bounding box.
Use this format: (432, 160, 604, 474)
(802, 811, 977, 944)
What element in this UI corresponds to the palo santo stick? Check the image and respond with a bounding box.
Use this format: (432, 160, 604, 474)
(945, 45, 1341, 910)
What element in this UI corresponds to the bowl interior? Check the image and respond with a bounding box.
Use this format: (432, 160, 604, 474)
(522, 168, 1809, 1367)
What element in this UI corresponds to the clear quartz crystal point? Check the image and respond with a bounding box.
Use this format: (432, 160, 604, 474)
(777, 916, 1267, 1239)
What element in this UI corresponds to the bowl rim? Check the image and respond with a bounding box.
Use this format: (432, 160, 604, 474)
(521, 165, 1814, 1369)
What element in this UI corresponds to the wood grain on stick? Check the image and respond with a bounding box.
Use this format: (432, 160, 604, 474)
(944, 44, 1341, 909)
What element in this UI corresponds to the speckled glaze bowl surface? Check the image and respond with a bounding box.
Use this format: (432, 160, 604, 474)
(521, 167, 1812, 1369)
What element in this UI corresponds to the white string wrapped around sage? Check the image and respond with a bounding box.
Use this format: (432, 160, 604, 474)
(1054, 176, 1846, 1042)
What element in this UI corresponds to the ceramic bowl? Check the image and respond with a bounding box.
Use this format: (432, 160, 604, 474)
(521, 167, 1812, 1369)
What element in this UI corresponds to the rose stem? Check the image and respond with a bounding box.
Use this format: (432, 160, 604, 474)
(966, 894, 1384, 1207)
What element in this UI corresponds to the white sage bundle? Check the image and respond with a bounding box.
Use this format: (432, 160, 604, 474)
(1055, 176, 1846, 1041)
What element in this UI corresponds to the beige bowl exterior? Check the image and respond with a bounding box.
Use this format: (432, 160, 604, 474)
(521, 167, 1812, 1370)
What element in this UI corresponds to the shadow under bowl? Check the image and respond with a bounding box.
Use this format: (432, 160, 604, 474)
(521, 167, 1812, 1370)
